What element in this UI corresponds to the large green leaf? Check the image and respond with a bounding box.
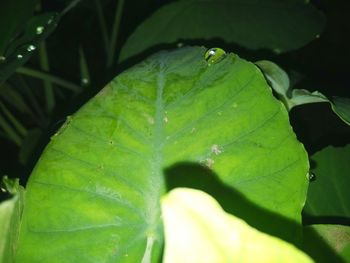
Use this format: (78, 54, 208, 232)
(16, 46, 308, 261)
(303, 145, 350, 219)
(162, 188, 313, 263)
(119, 0, 325, 62)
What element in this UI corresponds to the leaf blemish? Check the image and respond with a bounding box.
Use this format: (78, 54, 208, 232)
(211, 144, 222, 155)
(206, 158, 214, 169)
(142, 113, 155, 125)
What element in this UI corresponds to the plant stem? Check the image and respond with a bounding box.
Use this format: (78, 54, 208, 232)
(61, 0, 83, 16)
(39, 41, 55, 113)
(16, 67, 82, 93)
(106, 0, 125, 68)
(0, 101, 27, 137)
(94, 0, 109, 58)
(0, 111, 21, 146)
(79, 46, 90, 86)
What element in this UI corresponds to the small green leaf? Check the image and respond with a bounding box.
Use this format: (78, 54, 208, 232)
(331, 97, 350, 125)
(255, 60, 290, 97)
(257, 60, 350, 126)
(161, 188, 313, 263)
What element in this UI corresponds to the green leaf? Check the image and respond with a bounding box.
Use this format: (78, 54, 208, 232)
(303, 225, 350, 263)
(162, 188, 313, 263)
(0, 177, 25, 263)
(16, 46, 309, 261)
(255, 60, 290, 96)
(119, 0, 325, 62)
(257, 60, 350, 126)
(303, 145, 350, 219)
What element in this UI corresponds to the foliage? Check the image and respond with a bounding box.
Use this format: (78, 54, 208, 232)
(0, 0, 349, 262)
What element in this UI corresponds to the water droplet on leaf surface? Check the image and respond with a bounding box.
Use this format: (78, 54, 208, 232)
(36, 26, 44, 34)
(307, 172, 316, 182)
(205, 48, 226, 66)
(17, 54, 23, 59)
(27, 45, 36, 52)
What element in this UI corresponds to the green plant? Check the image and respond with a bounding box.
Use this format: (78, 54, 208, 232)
(1, 0, 350, 262)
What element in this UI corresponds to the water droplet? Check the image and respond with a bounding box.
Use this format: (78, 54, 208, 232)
(315, 34, 320, 39)
(81, 78, 89, 85)
(177, 42, 184, 48)
(307, 172, 316, 182)
(47, 16, 54, 24)
(27, 45, 36, 52)
(36, 26, 44, 34)
(0, 56, 6, 62)
(17, 54, 23, 59)
(273, 48, 282, 54)
(205, 48, 226, 66)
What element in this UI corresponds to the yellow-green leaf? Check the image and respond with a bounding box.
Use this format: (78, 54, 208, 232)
(161, 188, 313, 263)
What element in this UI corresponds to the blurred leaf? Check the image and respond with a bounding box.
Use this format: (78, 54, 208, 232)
(15, 47, 308, 261)
(119, 0, 325, 62)
(304, 145, 350, 219)
(0, 177, 25, 263)
(162, 188, 313, 263)
(257, 60, 350, 126)
(0, 101, 27, 137)
(0, 111, 22, 146)
(0, 176, 20, 195)
(332, 97, 350, 126)
(0, 83, 33, 115)
(0, 0, 39, 56)
(303, 225, 350, 263)
(0, 13, 59, 86)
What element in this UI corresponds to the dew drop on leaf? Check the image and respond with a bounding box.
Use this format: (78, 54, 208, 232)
(204, 48, 226, 66)
(17, 54, 23, 59)
(36, 26, 44, 34)
(307, 172, 316, 182)
(0, 56, 6, 62)
(27, 45, 36, 52)
(81, 78, 89, 85)
(273, 48, 282, 54)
